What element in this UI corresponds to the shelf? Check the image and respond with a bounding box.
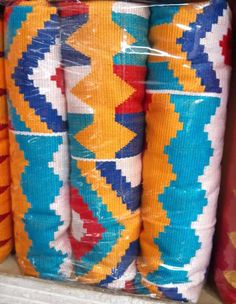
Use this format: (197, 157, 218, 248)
(0, 255, 222, 304)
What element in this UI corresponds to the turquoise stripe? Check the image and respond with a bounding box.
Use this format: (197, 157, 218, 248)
(113, 13, 149, 66)
(5, 6, 32, 55)
(17, 134, 67, 280)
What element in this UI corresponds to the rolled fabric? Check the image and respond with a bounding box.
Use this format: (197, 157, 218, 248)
(0, 7, 13, 263)
(4, 0, 72, 279)
(60, 0, 149, 288)
(138, 0, 232, 302)
(214, 12, 236, 302)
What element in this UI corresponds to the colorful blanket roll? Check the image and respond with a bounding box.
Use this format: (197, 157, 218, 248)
(60, 1, 149, 288)
(138, 0, 232, 302)
(214, 59, 236, 304)
(0, 7, 12, 263)
(4, 0, 72, 279)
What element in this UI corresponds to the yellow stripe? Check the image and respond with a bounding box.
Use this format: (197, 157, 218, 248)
(5, 6, 56, 133)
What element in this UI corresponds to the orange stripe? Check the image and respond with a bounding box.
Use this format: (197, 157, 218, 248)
(5, 6, 55, 133)
(69, 1, 136, 158)
(9, 131, 38, 277)
(138, 93, 183, 277)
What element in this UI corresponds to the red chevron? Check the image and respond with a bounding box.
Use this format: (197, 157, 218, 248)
(0, 238, 11, 247)
(70, 186, 105, 260)
(0, 212, 10, 223)
(220, 28, 232, 66)
(0, 155, 8, 165)
(114, 65, 147, 114)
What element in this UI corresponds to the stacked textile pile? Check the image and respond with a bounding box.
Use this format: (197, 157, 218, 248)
(4, 0, 72, 279)
(60, 0, 149, 288)
(0, 6, 12, 263)
(138, 0, 232, 302)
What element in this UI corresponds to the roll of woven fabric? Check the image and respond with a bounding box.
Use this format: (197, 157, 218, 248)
(138, 0, 232, 302)
(60, 0, 149, 288)
(4, 0, 72, 279)
(0, 6, 13, 263)
(214, 4, 236, 302)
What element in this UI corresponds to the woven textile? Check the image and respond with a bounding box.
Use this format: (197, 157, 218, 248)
(214, 43, 236, 304)
(4, 0, 72, 279)
(138, 0, 232, 302)
(0, 8, 12, 263)
(60, 1, 149, 288)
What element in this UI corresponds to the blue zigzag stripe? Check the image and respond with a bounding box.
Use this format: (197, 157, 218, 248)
(179, 0, 227, 93)
(147, 94, 220, 286)
(16, 134, 67, 279)
(97, 161, 140, 212)
(70, 158, 124, 276)
(159, 287, 188, 302)
(60, 14, 90, 67)
(116, 112, 145, 158)
(13, 14, 66, 132)
(99, 240, 139, 287)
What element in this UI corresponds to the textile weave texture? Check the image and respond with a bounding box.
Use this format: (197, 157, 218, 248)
(138, 0, 232, 302)
(4, 0, 72, 279)
(0, 7, 12, 263)
(60, 0, 149, 288)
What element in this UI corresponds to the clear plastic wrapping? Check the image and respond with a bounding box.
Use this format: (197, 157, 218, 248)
(0, 0, 233, 303)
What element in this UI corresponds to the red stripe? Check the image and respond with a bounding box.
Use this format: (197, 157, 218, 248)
(0, 185, 9, 196)
(0, 212, 11, 223)
(0, 88, 6, 96)
(57, 2, 89, 17)
(0, 123, 8, 131)
(0, 155, 9, 165)
(0, 238, 11, 248)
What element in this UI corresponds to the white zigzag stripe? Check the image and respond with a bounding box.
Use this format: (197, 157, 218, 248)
(49, 134, 72, 278)
(29, 38, 67, 121)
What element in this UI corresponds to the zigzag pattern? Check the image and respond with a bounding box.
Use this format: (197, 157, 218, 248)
(62, 1, 149, 288)
(0, 10, 12, 263)
(5, 2, 72, 279)
(147, 0, 229, 93)
(139, 1, 232, 302)
(5, 3, 67, 133)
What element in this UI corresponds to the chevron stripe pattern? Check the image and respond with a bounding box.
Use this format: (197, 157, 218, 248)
(0, 8, 13, 263)
(138, 1, 232, 302)
(4, 0, 72, 279)
(60, 1, 149, 288)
